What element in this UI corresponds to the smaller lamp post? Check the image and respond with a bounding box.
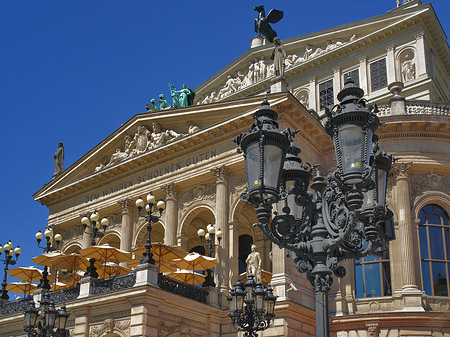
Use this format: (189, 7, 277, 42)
(227, 274, 277, 337)
(35, 227, 62, 290)
(80, 211, 109, 246)
(24, 292, 70, 337)
(135, 193, 166, 265)
(197, 223, 223, 287)
(0, 240, 21, 300)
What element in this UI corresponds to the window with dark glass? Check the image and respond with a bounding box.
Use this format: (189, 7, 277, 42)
(239, 235, 253, 275)
(355, 243, 391, 298)
(418, 204, 450, 296)
(319, 79, 334, 110)
(370, 58, 387, 92)
(344, 69, 359, 87)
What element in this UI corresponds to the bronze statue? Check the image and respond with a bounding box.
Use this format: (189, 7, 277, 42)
(254, 5, 284, 43)
(52, 142, 64, 178)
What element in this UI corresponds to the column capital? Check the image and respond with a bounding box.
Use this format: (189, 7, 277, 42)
(333, 67, 341, 74)
(211, 166, 229, 184)
(117, 198, 133, 215)
(415, 32, 424, 40)
(393, 162, 412, 180)
(162, 183, 177, 200)
(359, 56, 367, 64)
(309, 76, 316, 84)
(386, 44, 395, 52)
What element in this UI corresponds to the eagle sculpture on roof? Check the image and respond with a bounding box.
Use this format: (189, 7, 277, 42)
(254, 5, 284, 43)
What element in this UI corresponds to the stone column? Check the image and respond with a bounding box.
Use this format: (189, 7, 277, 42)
(386, 44, 396, 84)
(392, 163, 424, 311)
(415, 32, 427, 77)
(161, 183, 177, 246)
(333, 67, 341, 105)
(118, 198, 133, 253)
(211, 166, 229, 292)
(308, 77, 317, 112)
(359, 57, 368, 95)
(229, 221, 240, 288)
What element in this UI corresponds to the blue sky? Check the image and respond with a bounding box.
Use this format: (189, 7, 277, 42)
(1, 0, 449, 290)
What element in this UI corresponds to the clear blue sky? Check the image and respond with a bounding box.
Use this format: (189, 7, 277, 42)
(1, 0, 449, 289)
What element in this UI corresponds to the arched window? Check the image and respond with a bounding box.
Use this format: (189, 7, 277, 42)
(418, 204, 450, 296)
(239, 235, 253, 276)
(354, 243, 391, 298)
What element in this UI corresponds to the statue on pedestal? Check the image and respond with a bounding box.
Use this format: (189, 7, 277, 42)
(246, 244, 262, 283)
(271, 37, 286, 77)
(254, 5, 284, 43)
(52, 142, 64, 178)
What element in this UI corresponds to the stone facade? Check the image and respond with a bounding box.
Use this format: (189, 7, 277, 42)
(1, 1, 450, 336)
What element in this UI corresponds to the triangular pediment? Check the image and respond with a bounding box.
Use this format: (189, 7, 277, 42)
(194, 2, 449, 104)
(34, 93, 323, 206)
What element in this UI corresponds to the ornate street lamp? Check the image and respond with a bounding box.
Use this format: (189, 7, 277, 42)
(80, 211, 109, 246)
(197, 223, 223, 287)
(24, 292, 70, 337)
(0, 240, 21, 300)
(227, 274, 277, 337)
(35, 227, 62, 290)
(135, 192, 166, 265)
(234, 78, 394, 337)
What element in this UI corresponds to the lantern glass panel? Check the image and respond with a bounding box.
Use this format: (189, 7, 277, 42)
(377, 169, 387, 207)
(338, 125, 363, 174)
(276, 180, 303, 219)
(255, 292, 265, 311)
(263, 144, 283, 194)
(362, 190, 374, 209)
(246, 143, 260, 191)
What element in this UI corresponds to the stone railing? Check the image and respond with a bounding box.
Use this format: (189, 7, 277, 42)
(48, 285, 80, 304)
(377, 101, 450, 117)
(0, 297, 34, 316)
(157, 273, 208, 303)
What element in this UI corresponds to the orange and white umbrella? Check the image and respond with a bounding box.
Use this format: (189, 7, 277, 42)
(32, 252, 65, 267)
(166, 270, 205, 285)
(80, 244, 132, 264)
(128, 259, 176, 273)
(132, 242, 187, 264)
(6, 281, 37, 296)
(97, 262, 131, 279)
(7, 266, 55, 283)
(170, 252, 218, 271)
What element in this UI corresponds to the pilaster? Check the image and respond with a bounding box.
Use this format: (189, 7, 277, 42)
(308, 77, 317, 112)
(415, 32, 427, 77)
(118, 198, 133, 258)
(359, 57, 368, 95)
(333, 67, 341, 105)
(161, 183, 177, 246)
(386, 44, 396, 83)
(228, 221, 241, 287)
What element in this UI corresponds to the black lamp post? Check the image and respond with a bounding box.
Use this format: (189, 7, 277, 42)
(35, 228, 62, 290)
(197, 223, 223, 287)
(81, 211, 109, 246)
(234, 78, 394, 337)
(227, 273, 277, 337)
(24, 292, 70, 337)
(135, 192, 166, 265)
(0, 240, 21, 300)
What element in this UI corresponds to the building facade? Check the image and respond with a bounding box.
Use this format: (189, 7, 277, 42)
(1, 1, 450, 336)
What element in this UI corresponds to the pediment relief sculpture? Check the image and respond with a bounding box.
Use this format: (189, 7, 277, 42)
(95, 121, 199, 172)
(198, 34, 356, 105)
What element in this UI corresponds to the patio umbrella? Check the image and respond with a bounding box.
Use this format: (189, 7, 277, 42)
(7, 266, 55, 283)
(6, 281, 37, 297)
(97, 262, 131, 279)
(31, 252, 65, 267)
(170, 252, 218, 271)
(44, 253, 91, 272)
(238, 270, 273, 284)
(50, 281, 69, 291)
(79, 244, 132, 264)
(132, 242, 187, 265)
(128, 259, 176, 273)
(166, 270, 205, 285)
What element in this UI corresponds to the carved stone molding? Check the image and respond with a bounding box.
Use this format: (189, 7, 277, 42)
(211, 166, 229, 184)
(366, 322, 379, 337)
(181, 183, 215, 208)
(118, 198, 132, 215)
(105, 212, 122, 230)
(309, 76, 316, 84)
(333, 67, 341, 74)
(162, 183, 177, 200)
(157, 313, 205, 337)
(411, 173, 450, 199)
(90, 318, 130, 337)
(359, 56, 367, 64)
(415, 32, 424, 40)
(392, 162, 412, 180)
(386, 44, 395, 52)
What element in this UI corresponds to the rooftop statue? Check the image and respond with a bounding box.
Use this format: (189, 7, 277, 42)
(52, 142, 64, 178)
(271, 37, 286, 77)
(254, 5, 284, 43)
(169, 83, 195, 107)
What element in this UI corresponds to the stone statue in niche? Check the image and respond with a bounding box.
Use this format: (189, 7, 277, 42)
(52, 142, 64, 178)
(297, 90, 309, 108)
(401, 54, 416, 82)
(246, 244, 262, 282)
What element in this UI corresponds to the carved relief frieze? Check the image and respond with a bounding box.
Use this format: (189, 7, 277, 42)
(157, 312, 205, 337)
(198, 35, 357, 104)
(411, 173, 450, 200)
(231, 173, 247, 201)
(181, 183, 216, 208)
(95, 121, 200, 172)
(90, 318, 130, 337)
(61, 225, 83, 243)
(105, 212, 122, 230)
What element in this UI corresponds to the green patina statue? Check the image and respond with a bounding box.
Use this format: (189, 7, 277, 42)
(147, 83, 195, 112)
